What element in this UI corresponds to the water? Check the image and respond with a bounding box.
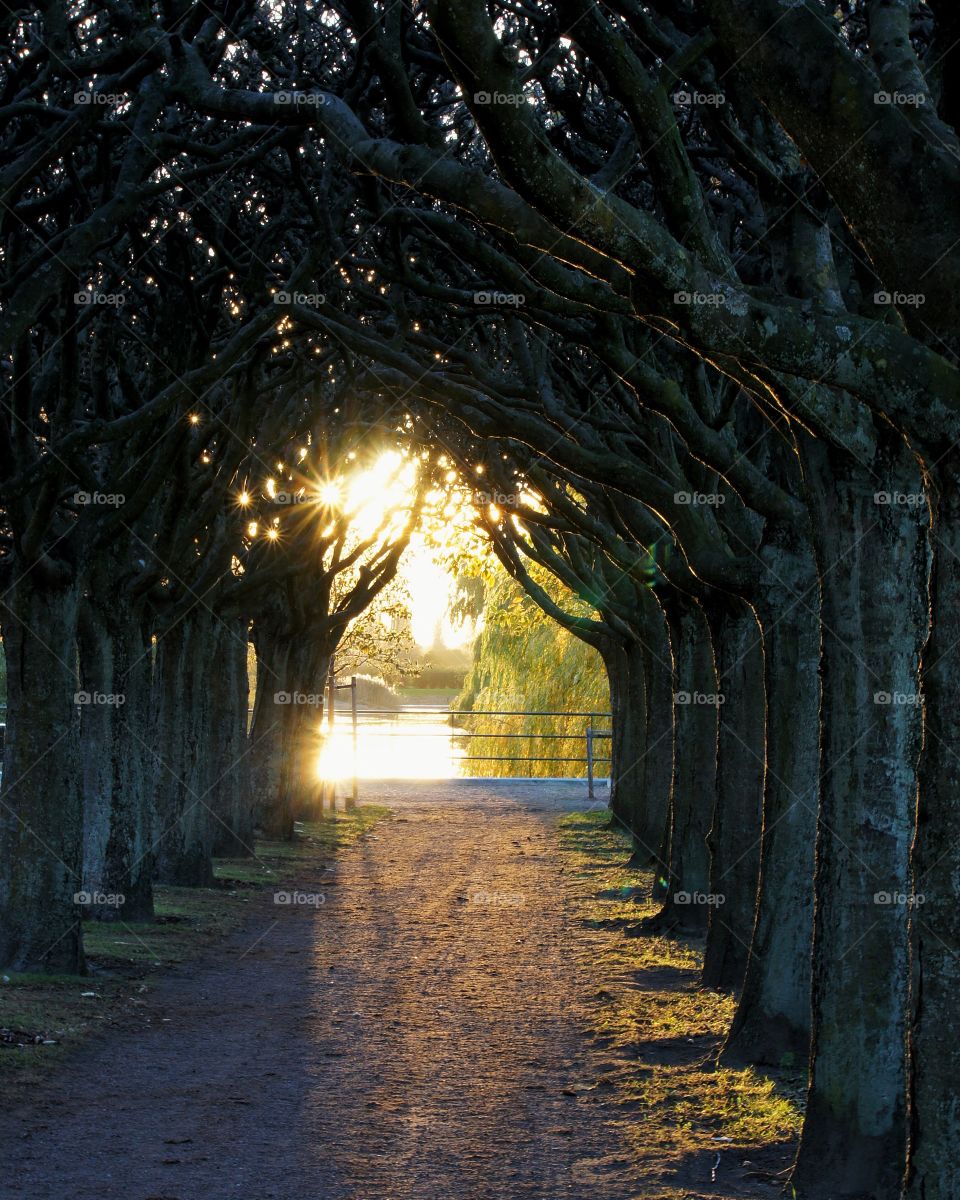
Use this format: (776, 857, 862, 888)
(317, 707, 468, 780)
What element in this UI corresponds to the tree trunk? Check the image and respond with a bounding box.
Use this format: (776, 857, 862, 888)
(905, 456, 960, 1200)
(248, 618, 330, 839)
(210, 620, 254, 857)
(153, 615, 225, 886)
(601, 636, 649, 850)
(722, 524, 820, 1066)
(640, 605, 674, 881)
(702, 595, 764, 993)
(0, 573, 85, 972)
(792, 434, 927, 1200)
(77, 591, 154, 920)
(655, 596, 718, 933)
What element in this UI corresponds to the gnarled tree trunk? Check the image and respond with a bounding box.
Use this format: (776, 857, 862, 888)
(702, 595, 764, 993)
(248, 615, 331, 839)
(153, 613, 233, 886)
(792, 434, 927, 1200)
(0, 573, 85, 972)
(905, 456, 960, 1200)
(722, 523, 820, 1066)
(210, 620, 254, 857)
(77, 585, 154, 920)
(639, 605, 674, 879)
(655, 596, 718, 933)
(601, 636, 648, 848)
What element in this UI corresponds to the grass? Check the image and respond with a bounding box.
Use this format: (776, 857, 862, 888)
(0, 805, 391, 1094)
(556, 808, 803, 1194)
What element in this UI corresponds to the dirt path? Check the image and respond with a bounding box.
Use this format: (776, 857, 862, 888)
(0, 781, 644, 1200)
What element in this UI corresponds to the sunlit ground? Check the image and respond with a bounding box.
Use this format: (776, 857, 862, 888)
(317, 713, 467, 781)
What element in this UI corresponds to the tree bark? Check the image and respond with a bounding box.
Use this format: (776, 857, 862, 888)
(702, 595, 764, 993)
(639, 604, 674, 881)
(0, 573, 85, 972)
(152, 614, 226, 886)
(905, 455, 960, 1200)
(210, 621, 254, 857)
(654, 596, 718, 933)
(792, 434, 927, 1200)
(77, 587, 154, 920)
(722, 524, 820, 1065)
(601, 636, 649, 849)
(248, 616, 330, 839)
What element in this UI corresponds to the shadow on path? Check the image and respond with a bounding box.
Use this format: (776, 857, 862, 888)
(0, 780, 643, 1200)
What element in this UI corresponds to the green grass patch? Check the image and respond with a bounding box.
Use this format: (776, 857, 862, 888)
(557, 808, 802, 1190)
(214, 805, 391, 887)
(0, 804, 390, 1095)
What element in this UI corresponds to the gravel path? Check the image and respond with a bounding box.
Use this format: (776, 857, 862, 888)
(0, 781, 643, 1200)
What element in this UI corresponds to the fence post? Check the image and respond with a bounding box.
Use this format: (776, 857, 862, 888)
(324, 662, 336, 811)
(586, 721, 595, 800)
(349, 675, 358, 808)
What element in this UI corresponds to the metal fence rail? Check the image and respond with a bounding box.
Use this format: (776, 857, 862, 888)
(0, 692, 614, 798)
(327, 680, 612, 799)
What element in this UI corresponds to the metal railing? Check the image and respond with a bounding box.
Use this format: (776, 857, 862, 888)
(326, 678, 611, 798)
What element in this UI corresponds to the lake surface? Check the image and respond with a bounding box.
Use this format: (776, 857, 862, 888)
(317, 706, 469, 780)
